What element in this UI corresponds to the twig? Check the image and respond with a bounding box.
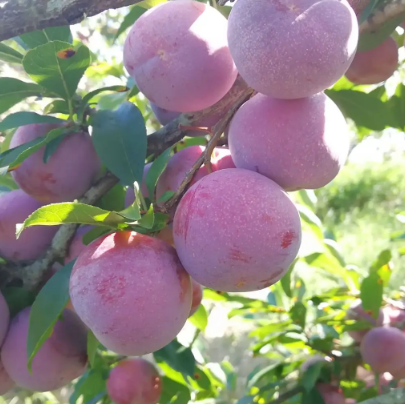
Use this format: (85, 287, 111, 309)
(162, 81, 254, 212)
(359, 1, 405, 33)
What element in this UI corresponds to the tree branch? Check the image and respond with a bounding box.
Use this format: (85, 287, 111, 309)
(0, 0, 143, 42)
(0, 76, 251, 291)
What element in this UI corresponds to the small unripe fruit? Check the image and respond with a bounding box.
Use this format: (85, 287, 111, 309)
(227, 0, 358, 99)
(10, 124, 101, 203)
(70, 231, 192, 355)
(173, 169, 301, 292)
(1, 308, 87, 391)
(346, 37, 398, 85)
(0, 190, 58, 261)
(107, 358, 162, 404)
(360, 326, 405, 374)
(124, 0, 237, 112)
(228, 92, 350, 191)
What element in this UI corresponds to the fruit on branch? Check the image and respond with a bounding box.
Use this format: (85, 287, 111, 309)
(228, 93, 350, 191)
(227, 0, 358, 99)
(156, 146, 235, 202)
(383, 304, 405, 329)
(64, 225, 94, 264)
(0, 190, 58, 261)
(173, 168, 301, 292)
(106, 358, 162, 404)
(316, 383, 345, 404)
(0, 292, 9, 346)
(123, 0, 237, 112)
(345, 37, 398, 85)
(1, 308, 87, 391)
(360, 326, 405, 373)
(189, 280, 203, 317)
(69, 231, 192, 355)
(0, 360, 14, 395)
(347, 299, 383, 342)
(10, 124, 101, 203)
(151, 102, 227, 137)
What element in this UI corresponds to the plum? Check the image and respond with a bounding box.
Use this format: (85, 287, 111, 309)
(227, 0, 358, 99)
(1, 307, 87, 391)
(360, 326, 405, 374)
(10, 124, 101, 203)
(0, 190, 58, 261)
(0, 292, 9, 347)
(189, 280, 203, 317)
(64, 225, 94, 264)
(382, 304, 405, 329)
(124, 0, 237, 112)
(0, 360, 14, 395)
(173, 168, 301, 292)
(228, 93, 350, 191)
(316, 384, 345, 404)
(69, 231, 192, 355)
(346, 37, 398, 85)
(106, 358, 162, 404)
(347, 299, 383, 342)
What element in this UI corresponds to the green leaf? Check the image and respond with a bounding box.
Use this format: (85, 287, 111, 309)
(358, 0, 379, 24)
(325, 89, 390, 131)
(301, 362, 324, 393)
(97, 184, 126, 212)
(23, 41, 90, 101)
(19, 26, 72, 49)
(86, 330, 99, 368)
(44, 100, 70, 115)
(0, 127, 66, 172)
(160, 377, 191, 404)
(137, 204, 155, 229)
(154, 340, 196, 378)
(115, 0, 167, 40)
(0, 78, 45, 115)
(18, 203, 127, 235)
(289, 302, 307, 328)
(43, 132, 71, 163)
(0, 43, 23, 64)
(82, 226, 112, 246)
(27, 261, 74, 370)
(70, 369, 107, 404)
(157, 190, 175, 204)
(0, 111, 64, 131)
(302, 387, 325, 404)
(280, 261, 295, 298)
(360, 272, 383, 319)
(358, 12, 405, 51)
(92, 102, 147, 186)
(119, 202, 141, 221)
(2, 287, 35, 317)
(188, 304, 208, 331)
(145, 147, 172, 200)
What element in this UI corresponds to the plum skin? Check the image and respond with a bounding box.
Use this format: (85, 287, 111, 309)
(1, 307, 87, 391)
(173, 168, 302, 292)
(107, 358, 162, 404)
(346, 37, 398, 85)
(316, 383, 345, 404)
(360, 326, 405, 374)
(123, 0, 237, 112)
(228, 92, 350, 191)
(69, 231, 193, 355)
(0, 189, 59, 261)
(10, 123, 101, 203)
(227, 0, 358, 99)
(0, 360, 14, 395)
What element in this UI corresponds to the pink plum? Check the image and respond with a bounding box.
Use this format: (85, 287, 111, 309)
(228, 92, 350, 191)
(0, 190, 58, 261)
(173, 168, 301, 292)
(64, 225, 94, 264)
(227, 0, 358, 99)
(0, 292, 9, 347)
(69, 231, 192, 355)
(124, 0, 237, 112)
(316, 383, 345, 404)
(10, 124, 101, 203)
(107, 358, 162, 404)
(1, 307, 87, 391)
(0, 360, 14, 395)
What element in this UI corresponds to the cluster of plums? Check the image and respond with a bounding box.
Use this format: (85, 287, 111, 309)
(0, 0, 401, 402)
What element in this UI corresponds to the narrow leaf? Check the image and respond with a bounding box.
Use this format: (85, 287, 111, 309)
(86, 330, 99, 368)
(92, 102, 147, 186)
(0, 43, 23, 64)
(146, 147, 172, 200)
(188, 304, 208, 331)
(0, 111, 64, 131)
(23, 41, 90, 101)
(27, 262, 74, 370)
(360, 273, 383, 319)
(137, 204, 155, 229)
(19, 27, 72, 49)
